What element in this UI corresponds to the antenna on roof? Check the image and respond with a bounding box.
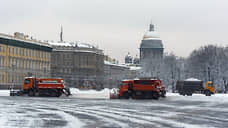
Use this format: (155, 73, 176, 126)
(60, 25, 63, 42)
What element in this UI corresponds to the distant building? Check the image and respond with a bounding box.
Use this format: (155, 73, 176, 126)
(0, 32, 52, 89)
(140, 24, 163, 60)
(49, 42, 104, 89)
(133, 55, 140, 65)
(139, 24, 164, 77)
(104, 60, 129, 88)
(125, 52, 133, 64)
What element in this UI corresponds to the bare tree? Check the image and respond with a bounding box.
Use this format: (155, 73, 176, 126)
(186, 45, 228, 93)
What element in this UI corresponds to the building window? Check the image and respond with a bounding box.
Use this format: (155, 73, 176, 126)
(23, 49, 25, 56)
(86, 56, 88, 66)
(2, 57, 4, 67)
(26, 49, 28, 56)
(9, 47, 11, 54)
(23, 60, 26, 69)
(18, 59, 21, 68)
(37, 51, 39, 58)
(16, 48, 18, 55)
(29, 50, 31, 57)
(8, 57, 10, 67)
(15, 59, 17, 68)
(12, 47, 14, 54)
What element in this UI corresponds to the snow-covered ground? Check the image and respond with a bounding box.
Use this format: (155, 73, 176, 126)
(0, 90, 228, 128)
(0, 90, 11, 96)
(0, 88, 112, 99)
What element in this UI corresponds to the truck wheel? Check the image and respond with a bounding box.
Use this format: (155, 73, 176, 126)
(50, 91, 57, 97)
(152, 92, 159, 100)
(128, 90, 136, 99)
(187, 93, 192, 96)
(56, 91, 62, 97)
(28, 90, 34, 97)
(205, 91, 211, 96)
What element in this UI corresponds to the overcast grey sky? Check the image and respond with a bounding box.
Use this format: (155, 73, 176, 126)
(1, 0, 228, 62)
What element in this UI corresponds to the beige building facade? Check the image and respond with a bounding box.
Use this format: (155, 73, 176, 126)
(50, 42, 104, 89)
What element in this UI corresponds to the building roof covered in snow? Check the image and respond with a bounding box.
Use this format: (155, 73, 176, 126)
(48, 41, 103, 55)
(48, 41, 95, 48)
(0, 32, 52, 52)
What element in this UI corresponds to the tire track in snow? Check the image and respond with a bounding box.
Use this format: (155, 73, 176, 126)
(106, 106, 228, 127)
(78, 107, 203, 128)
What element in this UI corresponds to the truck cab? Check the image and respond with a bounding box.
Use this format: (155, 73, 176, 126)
(205, 81, 215, 96)
(23, 77, 37, 92)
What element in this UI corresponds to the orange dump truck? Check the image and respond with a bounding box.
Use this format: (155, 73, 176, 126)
(10, 77, 71, 97)
(119, 79, 166, 99)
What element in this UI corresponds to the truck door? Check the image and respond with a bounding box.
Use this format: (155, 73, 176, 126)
(24, 79, 31, 90)
(206, 82, 215, 94)
(128, 82, 133, 90)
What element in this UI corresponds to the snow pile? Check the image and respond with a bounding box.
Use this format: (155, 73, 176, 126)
(185, 78, 201, 81)
(70, 88, 110, 99)
(129, 66, 142, 71)
(110, 88, 120, 99)
(109, 88, 119, 94)
(104, 60, 128, 68)
(166, 92, 180, 97)
(0, 90, 10, 96)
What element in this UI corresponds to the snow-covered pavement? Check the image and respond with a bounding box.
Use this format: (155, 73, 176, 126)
(0, 90, 228, 128)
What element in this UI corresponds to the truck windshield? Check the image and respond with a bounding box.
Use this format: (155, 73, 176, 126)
(122, 83, 127, 86)
(208, 83, 214, 87)
(24, 79, 30, 84)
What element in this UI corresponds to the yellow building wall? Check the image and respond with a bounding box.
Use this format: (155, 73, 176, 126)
(0, 41, 51, 87)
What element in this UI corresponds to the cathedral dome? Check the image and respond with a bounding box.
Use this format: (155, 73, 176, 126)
(143, 24, 160, 40)
(143, 31, 160, 40)
(140, 24, 163, 49)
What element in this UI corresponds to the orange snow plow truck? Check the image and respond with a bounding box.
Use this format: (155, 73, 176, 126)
(119, 79, 166, 99)
(10, 77, 71, 97)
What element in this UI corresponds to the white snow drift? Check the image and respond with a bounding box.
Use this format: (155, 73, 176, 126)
(69, 88, 110, 99)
